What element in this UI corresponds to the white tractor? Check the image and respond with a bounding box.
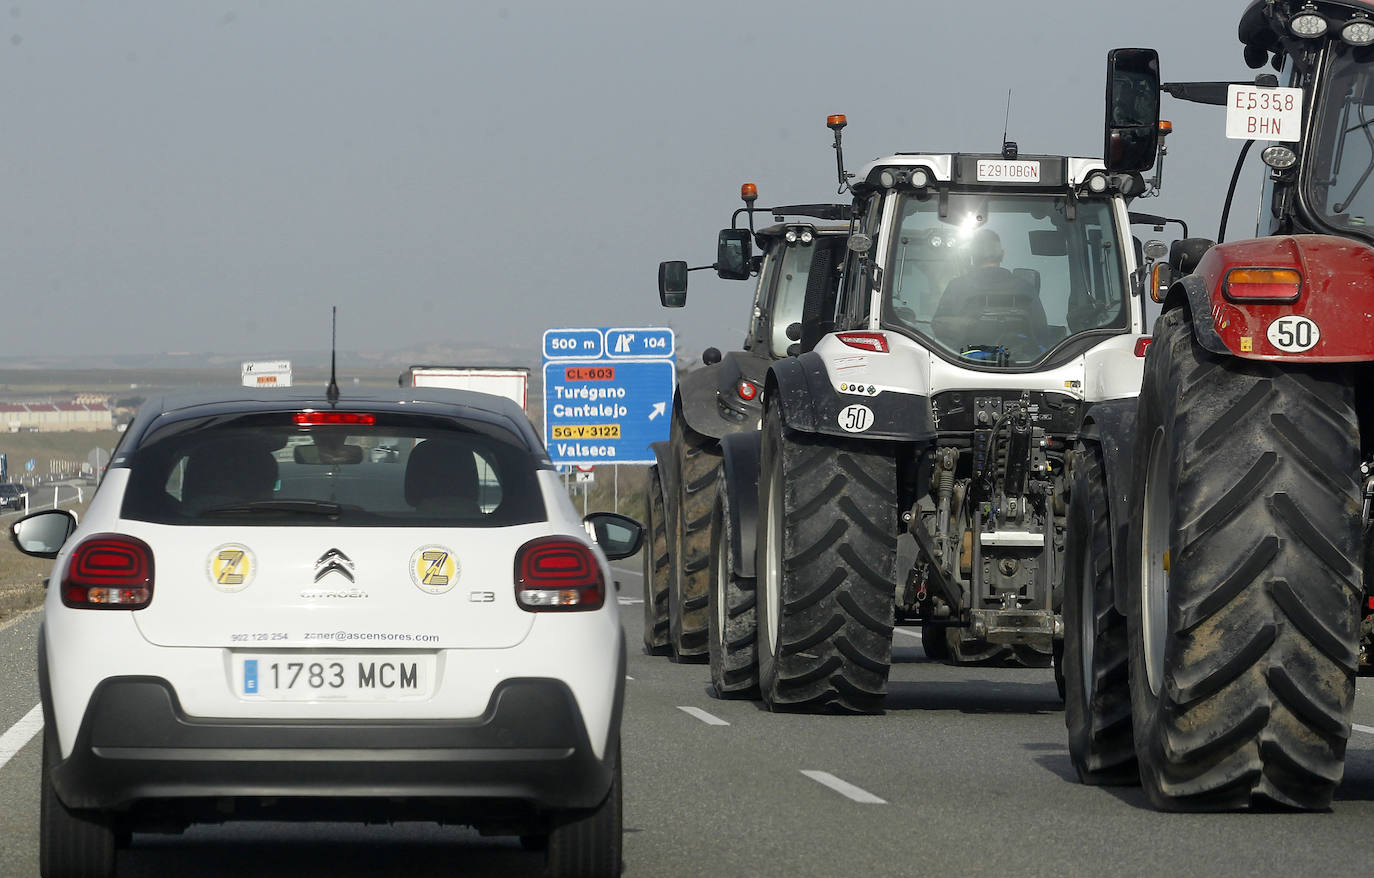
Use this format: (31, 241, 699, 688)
(712, 116, 1156, 712)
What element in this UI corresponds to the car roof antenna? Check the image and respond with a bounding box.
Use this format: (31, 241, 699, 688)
(326, 305, 340, 406)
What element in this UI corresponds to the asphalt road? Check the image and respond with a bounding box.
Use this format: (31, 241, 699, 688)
(3, 564, 1374, 877)
(0, 482, 88, 521)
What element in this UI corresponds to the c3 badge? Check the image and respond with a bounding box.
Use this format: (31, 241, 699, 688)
(410, 545, 460, 595)
(207, 543, 256, 593)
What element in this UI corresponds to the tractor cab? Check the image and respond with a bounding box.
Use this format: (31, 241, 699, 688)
(1109, 0, 1374, 245)
(835, 151, 1142, 370)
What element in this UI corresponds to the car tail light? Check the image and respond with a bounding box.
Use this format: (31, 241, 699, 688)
(61, 534, 154, 609)
(737, 380, 759, 401)
(835, 331, 890, 353)
(514, 537, 604, 612)
(1134, 337, 1153, 357)
(1223, 268, 1302, 303)
(293, 411, 377, 426)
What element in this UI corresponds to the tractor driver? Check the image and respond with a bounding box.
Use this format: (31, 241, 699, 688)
(932, 228, 1048, 357)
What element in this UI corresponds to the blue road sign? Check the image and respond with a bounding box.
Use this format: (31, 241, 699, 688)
(605, 327, 674, 359)
(24, 458, 34, 472)
(542, 327, 675, 466)
(543, 328, 605, 360)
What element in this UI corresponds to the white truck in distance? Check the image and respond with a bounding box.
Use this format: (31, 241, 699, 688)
(399, 366, 530, 413)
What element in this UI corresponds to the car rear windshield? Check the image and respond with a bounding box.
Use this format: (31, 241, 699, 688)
(120, 412, 547, 527)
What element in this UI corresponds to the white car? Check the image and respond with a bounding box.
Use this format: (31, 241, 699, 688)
(12, 386, 641, 878)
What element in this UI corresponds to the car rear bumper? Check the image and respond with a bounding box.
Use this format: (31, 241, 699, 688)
(49, 674, 620, 815)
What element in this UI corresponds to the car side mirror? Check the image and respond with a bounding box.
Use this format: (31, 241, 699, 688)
(10, 509, 78, 558)
(658, 260, 688, 308)
(584, 512, 644, 561)
(1104, 47, 1161, 174)
(716, 229, 753, 281)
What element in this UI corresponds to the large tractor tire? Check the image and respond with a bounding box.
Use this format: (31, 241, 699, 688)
(920, 624, 951, 661)
(668, 415, 720, 663)
(755, 402, 896, 714)
(708, 480, 758, 698)
(1126, 309, 1361, 811)
(641, 466, 670, 655)
(1063, 440, 1137, 785)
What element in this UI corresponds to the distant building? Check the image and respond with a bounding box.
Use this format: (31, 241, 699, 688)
(0, 400, 114, 432)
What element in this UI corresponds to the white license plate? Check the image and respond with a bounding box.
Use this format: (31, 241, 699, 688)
(1225, 84, 1302, 142)
(236, 654, 435, 700)
(976, 159, 1040, 183)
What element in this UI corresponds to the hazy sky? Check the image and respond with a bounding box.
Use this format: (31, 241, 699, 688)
(0, 1, 1260, 361)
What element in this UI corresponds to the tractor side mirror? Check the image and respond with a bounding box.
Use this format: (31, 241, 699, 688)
(1105, 47, 1161, 174)
(658, 260, 688, 307)
(716, 228, 753, 281)
(1169, 237, 1215, 274)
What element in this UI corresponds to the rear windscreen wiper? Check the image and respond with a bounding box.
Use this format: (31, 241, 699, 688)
(198, 499, 343, 519)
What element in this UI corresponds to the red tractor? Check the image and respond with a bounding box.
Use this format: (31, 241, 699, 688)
(1064, 0, 1374, 811)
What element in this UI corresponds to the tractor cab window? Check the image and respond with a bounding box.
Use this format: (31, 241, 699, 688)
(767, 239, 815, 357)
(883, 191, 1128, 367)
(744, 238, 783, 352)
(1308, 43, 1374, 235)
(835, 196, 882, 330)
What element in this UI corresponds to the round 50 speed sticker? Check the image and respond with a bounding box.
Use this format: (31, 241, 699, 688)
(838, 404, 874, 433)
(1267, 315, 1320, 353)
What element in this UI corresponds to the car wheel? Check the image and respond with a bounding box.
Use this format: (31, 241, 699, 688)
(41, 730, 116, 878)
(545, 744, 621, 878)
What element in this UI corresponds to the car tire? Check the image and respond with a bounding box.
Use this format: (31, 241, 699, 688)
(641, 466, 670, 655)
(41, 730, 116, 878)
(1063, 440, 1136, 785)
(545, 745, 622, 878)
(755, 402, 895, 714)
(708, 479, 758, 699)
(1127, 309, 1360, 810)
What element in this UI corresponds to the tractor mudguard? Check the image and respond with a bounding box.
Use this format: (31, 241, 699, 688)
(677, 355, 768, 440)
(768, 351, 936, 442)
(1170, 235, 1374, 362)
(1167, 273, 1228, 356)
(1076, 400, 1137, 614)
(718, 431, 762, 580)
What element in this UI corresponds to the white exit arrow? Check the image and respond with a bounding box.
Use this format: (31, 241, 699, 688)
(649, 401, 667, 420)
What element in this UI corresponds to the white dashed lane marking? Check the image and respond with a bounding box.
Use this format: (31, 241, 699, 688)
(0, 704, 42, 771)
(893, 627, 920, 639)
(801, 770, 887, 804)
(1354, 723, 1374, 736)
(677, 706, 730, 726)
